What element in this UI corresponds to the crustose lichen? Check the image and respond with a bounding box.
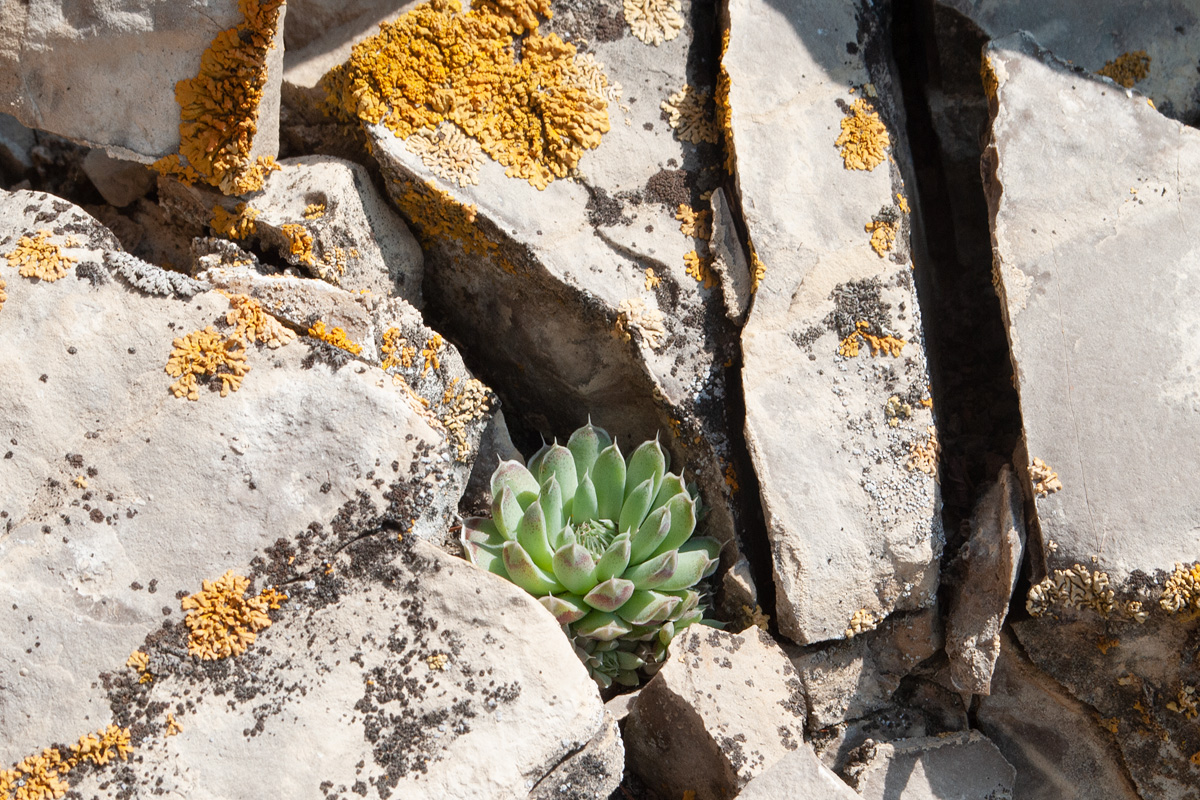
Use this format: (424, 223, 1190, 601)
(5, 230, 76, 282)
(165, 326, 250, 401)
(181, 570, 287, 660)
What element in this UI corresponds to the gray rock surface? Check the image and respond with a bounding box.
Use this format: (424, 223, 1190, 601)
(939, 0, 1200, 124)
(82, 149, 155, 208)
(944, 465, 1023, 695)
(976, 634, 1142, 800)
(161, 156, 424, 303)
(841, 731, 1016, 800)
(0, 0, 282, 164)
(736, 743, 860, 800)
(0, 112, 35, 174)
(530, 711, 624, 800)
(789, 609, 943, 731)
(623, 627, 806, 800)
(727, 0, 942, 645)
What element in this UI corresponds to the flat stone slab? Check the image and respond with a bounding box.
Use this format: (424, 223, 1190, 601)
(727, 0, 941, 644)
(842, 731, 1016, 800)
(737, 743, 860, 800)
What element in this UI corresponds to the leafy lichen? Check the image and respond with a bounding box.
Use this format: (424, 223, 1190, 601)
(1097, 50, 1151, 89)
(624, 0, 683, 46)
(164, 326, 250, 401)
(835, 99, 890, 171)
(181, 570, 286, 660)
(5, 230, 76, 282)
(307, 320, 362, 355)
(662, 85, 718, 145)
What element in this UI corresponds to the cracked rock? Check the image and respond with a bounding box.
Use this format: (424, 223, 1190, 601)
(841, 730, 1016, 800)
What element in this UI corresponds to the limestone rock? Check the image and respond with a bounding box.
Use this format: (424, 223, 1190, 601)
(0, 189, 483, 767)
(160, 156, 424, 303)
(789, 609, 943, 731)
(736, 744, 860, 800)
(708, 187, 751, 323)
(529, 710, 624, 800)
(0, 0, 282, 165)
(623, 627, 806, 800)
(944, 465, 1024, 695)
(82, 149, 155, 208)
(0, 112, 35, 175)
(727, 0, 942, 645)
(939, 0, 1200, 124)
(841, 731, 1016, 800)
(976, 634, 1142, 800)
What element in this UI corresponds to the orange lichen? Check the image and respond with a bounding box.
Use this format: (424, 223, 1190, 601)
(126, 650, 151, 683)
(1160, 562, 1200, 614)
(839, 321, 905, 358)
(715, 29, 735, 175)
(865, 218, 898, 257)
(165, 326, 250, 401)
(72, 476, 88, 489)
(406, 123, 484, 187)
(0, 278, 7, 311)
(749, 243, 765, 294)
(303, 203, 326, 220)
(624, 0, 683, 46)
(322, 0, 610, 190)
(896, 193, 911, 214)
(154, 0, 285, 195)
(684, 250, 717, 289)
(279, 223, 316, 267)
(741, 604, 769, 631)
(307, 320, 362, 354)
(210, 202, 259, 240)
(381, 327, 418, 371)
(1100, 717, 1120, 735)
(427, 652, 450, 670)
(165, 714, 183, 737)
(724, 463, 739, 493)
(662, 86, 718, 144)
(676, 204, 712, 239)
(644, 268, 661, 291)
(223, 293, 296, 349)
(392, 179, 516, 272)
(440, 377, 492, 459)
(422, 333, 445, 375)
(1096, 636, 1120, 655)
(1097, 50, 1151, 88)
(5, 230, 76, 282)
(1029, 457, 1062, 497)
(181, 571, 285, 660)
(835, 99, 890, 171)
(845, 608, 877, 638)
(906, 426, 940, 475)
(0, 726, 133, 800)
(980, 56, 999, 101)
(1167, 686, 1198, 720)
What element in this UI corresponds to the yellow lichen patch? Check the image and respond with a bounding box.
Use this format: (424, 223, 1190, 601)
(643, 268, 661, 291)
(155, 0, 285, 195)
(676, 204, 712, 239)
(126, 649, 150, 676)
(839, 321, 905, 358)
(662, 86, 718, 145)
(1097, 50, 1151, 88)
(715, 29, 735, 175)
(865, 218, 898, 257)
(72, 475, 88, 489)
(1100, 717, 1119, 735)
(1167, 686, 1199, 720)
(0, 278, 7, 311)
(406, 123, 484, 188)
(280, 224, 316, 267)
(427, 652, 449, 670)
(1160, 561, 1200, 614)
(624, 0, 683, 46)
(0, 726, 134, 800)
(322, 0, 610, 190)
(303, 203, 326, 220)
(724, 462, 739, 493)
(1029, 457, 1062, 497)
(845, 608, 877, 638)
(165, 326, 250, 401)
(884, 395, 912, 428)
(422, 333, 445, 375)
(1026, 564, 1115, 617)
(1096, 636, 1120, 655)
(210, 202, 259, 240)
(165, 714, 183, 737)
(835, 99, 890, 171)
(980, 56, 999, 101)
(749, 244, 765, 294)
(308, 320, 362, 355)
(683, 250, 717, 289)
(392, 179, 508, 268)
(381, 327, 417, 371)
(439, 377, 492, 460)
(616, 298, 667, 350)
(223, 293, 296, 349)
(181, 571, 285, 660)
(5, 230, 76, 282)
(906, 426, 940, 475)
(896, 193, 911, 214)
(741, 604, 769, 631)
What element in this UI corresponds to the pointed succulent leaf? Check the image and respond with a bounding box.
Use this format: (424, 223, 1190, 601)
(591, 669, 614, 689)
(616, 650, 646, 671)
(492, 460, 541, 510)
(595, 533, 631, 582)
(626, 437, 667, 500)
(537, 443, 578, 505)
(618, 478, 656, 534)
(492, 487, 522, 541)
(583, 577, 635, 612)
(657, 620, 676, 646)
(650, 493, 698, 558)
(567, 420, 612, 479)
(673, 609, 704, 630)
(572, 609, 634, 641)
(592, 442, 626, 522)
(539, 593, 590, 625)
(463, 516, 504, 545)
(622, 624, 660, 642)
(539, 476, 564, 543)
(655, 549, 714, 592)
(614, 669, 641, 687)
(516, 501, 554, 572)
(572, 471, 599, 524)
(663, 589, 700, 621)
(552, 543, 599, 595)
(501, 541, 563, 595)
(463, 537, 508, 578)
(629, 506, 671, 564)
(679, 536, 722, 560)
(615, 590, 680, 625)
(649, 472, 688, 514)
(622, 550, 677, 590)
(558, 521, 577, 549)
(526, 441, 551, 478)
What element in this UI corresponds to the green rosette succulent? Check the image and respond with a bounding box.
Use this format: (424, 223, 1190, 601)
(462, 421, 721, 688)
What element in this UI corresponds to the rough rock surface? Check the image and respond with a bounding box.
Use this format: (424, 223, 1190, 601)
(727, 0, 942, 645)
(0, 0, 282, 163)
(789, 608, 943, 731)
(976, 635, 1142, 800)
(623, 627, 806, 800)
(944, 465, 1023, 695)
(939, 0, 1200, 124)
(841, 731, 1016, 800)
(736, 743, 860, 800)
(82, 150, 155, 208)
(160, 157, 424, 303)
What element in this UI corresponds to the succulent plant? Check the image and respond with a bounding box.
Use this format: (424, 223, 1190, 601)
(462, 421, 721, 688)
